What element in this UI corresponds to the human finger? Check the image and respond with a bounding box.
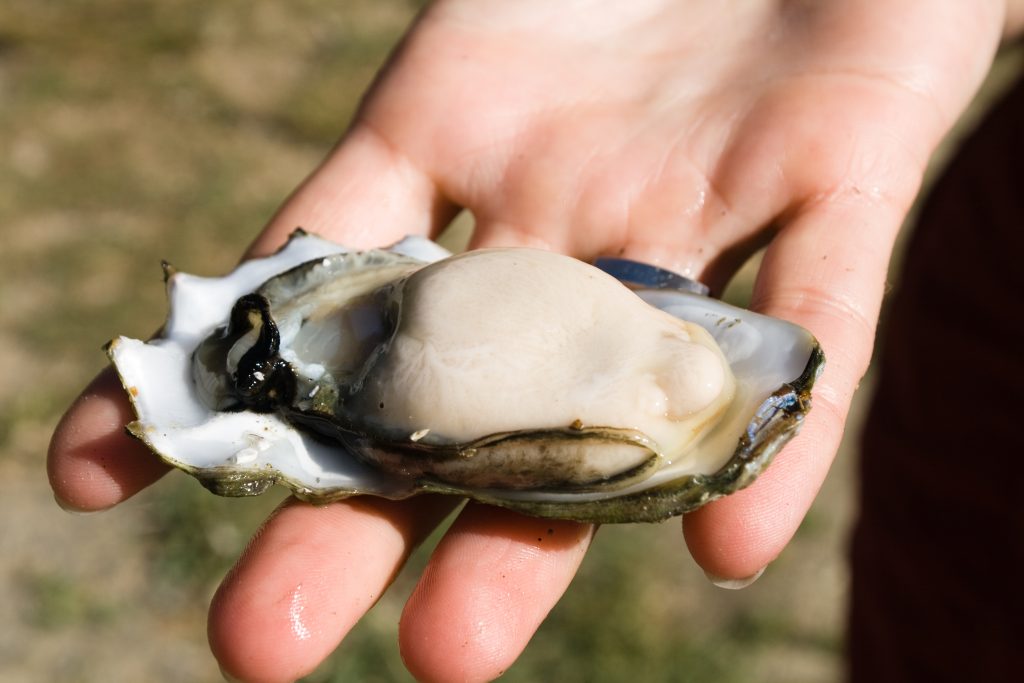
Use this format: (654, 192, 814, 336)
(683, 194, 906, 580)
(209, 494, 456, 683)
(383, 225, 596, 681)
(246, 126, 458, 257)
(399, 504, 594, 683)
(47, 366, 170, 512)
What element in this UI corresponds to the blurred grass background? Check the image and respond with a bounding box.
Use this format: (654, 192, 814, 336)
(0, 2, 1020, 681)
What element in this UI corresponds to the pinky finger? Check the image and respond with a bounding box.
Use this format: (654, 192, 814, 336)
(684, 195, 905, 580)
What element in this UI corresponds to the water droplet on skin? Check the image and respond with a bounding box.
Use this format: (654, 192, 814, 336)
(289, 585, 312, 641)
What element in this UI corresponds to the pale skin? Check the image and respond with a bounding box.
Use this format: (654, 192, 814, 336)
(47, 1, 1023, 681)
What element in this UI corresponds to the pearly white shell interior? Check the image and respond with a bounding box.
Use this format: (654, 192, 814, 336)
(111, 234, 451, 498)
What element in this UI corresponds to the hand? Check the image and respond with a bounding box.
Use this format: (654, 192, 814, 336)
(48, 1, 1008, 681)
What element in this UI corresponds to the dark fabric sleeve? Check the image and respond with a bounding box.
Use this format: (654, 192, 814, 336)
(848, 74, 1024, 682)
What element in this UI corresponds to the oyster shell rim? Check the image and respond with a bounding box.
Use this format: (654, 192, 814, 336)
(441, 343, 824, 522)
(112, 341, 822, 523)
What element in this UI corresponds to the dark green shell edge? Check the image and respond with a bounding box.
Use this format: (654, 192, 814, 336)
(433, 342, 826, 523)
(340, 425, 661, 494)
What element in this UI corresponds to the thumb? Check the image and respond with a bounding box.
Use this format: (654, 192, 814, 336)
(248, 125, 456, 256)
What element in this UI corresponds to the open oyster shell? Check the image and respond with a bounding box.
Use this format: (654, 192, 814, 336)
(108, 231, 823, 523)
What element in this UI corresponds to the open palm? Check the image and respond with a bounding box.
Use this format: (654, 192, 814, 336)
(49, 1, 1006, 681)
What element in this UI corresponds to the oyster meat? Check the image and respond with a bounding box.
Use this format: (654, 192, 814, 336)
(108, 231, 823, 523)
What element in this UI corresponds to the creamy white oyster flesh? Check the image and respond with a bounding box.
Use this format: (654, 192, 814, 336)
(346, 249, 736, 479)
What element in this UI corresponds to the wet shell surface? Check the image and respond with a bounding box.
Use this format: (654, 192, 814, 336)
(108, 231, 823, 523)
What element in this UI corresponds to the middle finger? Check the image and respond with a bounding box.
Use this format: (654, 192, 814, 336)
(400, 503, 594, 683)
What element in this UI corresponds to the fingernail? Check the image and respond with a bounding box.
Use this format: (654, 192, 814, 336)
(53, 493, 102, 515)
(220, 666, 243, 682)
(704, 566, 766, 590)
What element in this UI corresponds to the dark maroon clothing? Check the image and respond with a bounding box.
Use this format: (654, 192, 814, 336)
(849, 75, 1024, 681)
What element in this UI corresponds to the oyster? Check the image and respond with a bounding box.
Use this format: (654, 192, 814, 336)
(108, 231, 823, 523)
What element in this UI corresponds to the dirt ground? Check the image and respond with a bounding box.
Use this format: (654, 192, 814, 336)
(1, 3, 1021, 681)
